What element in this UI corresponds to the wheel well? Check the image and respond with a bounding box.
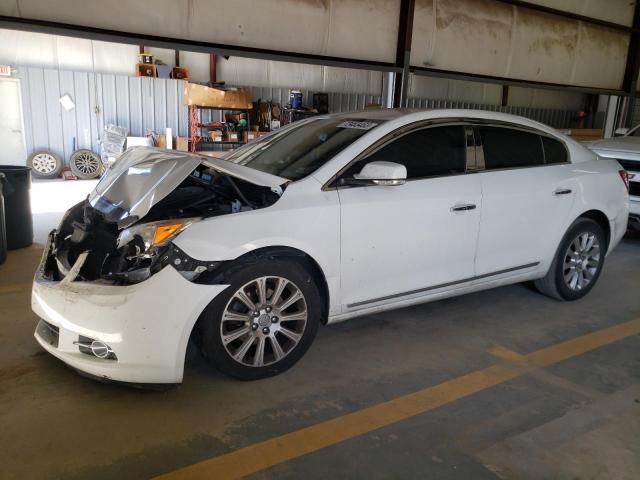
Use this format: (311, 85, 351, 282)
(578, 210, 610, 251)
(242, 246, 330, 325)
(196, 246, 330, 325)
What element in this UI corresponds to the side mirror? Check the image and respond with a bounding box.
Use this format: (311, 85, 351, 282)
(342, 161, 407, 187)
(614, 127, 629, 137)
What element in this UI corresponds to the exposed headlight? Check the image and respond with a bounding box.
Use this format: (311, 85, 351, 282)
(117, 217, 200, 253)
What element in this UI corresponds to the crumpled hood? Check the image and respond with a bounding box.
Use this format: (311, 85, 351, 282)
(588, 136, 640, 155)
(88, 147, 287, 229)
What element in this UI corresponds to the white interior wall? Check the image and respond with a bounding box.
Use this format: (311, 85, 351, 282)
(0, 27, 591, 110)
(408, 75, 502, 104)
(408, 74, 585, 110)
(1, 0, 634, 91)
(216, 56, 383, 95)
(0, 28, 382, 95)
(411, 0, 629, 91)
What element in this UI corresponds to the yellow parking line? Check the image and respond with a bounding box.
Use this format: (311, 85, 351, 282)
(0, 283, 32, 295)
(155, 317, 640, 480)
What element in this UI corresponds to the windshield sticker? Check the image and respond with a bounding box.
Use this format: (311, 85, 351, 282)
(336, 120, 378, 130)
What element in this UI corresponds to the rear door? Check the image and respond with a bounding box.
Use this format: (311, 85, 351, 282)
(336, 123, 482, 310)
(473, 124, 576, 276)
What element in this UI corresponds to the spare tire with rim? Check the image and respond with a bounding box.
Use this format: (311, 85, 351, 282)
(28, 150, 63, 179)
(69, 149, 102, 179)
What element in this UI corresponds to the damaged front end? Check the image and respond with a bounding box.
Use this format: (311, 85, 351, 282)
(41, 147, 287, 285)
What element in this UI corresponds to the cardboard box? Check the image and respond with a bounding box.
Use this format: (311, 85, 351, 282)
(184, 83, 252, 109)
(208, 130, 223, 142)
(176, 136, 189, 152)
(155, 134, 167, 149)
(557, 128, 603, 142)
(242, 131, 259, 142)
(224, 131, 240, 142)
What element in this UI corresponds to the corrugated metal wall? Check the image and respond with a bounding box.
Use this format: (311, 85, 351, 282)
(15, 66, 579, 165)
(406, 97, 577, 129)
(631, 102, 640, 128)
(15, 67, 189, 163)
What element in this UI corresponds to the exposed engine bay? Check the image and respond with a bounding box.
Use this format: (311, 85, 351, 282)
(43, 153, 284, 286)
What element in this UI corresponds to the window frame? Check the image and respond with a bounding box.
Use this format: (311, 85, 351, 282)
(472, 121, 570, 173)
(323, 117, 571, 191)
(326, 119, 476, 190)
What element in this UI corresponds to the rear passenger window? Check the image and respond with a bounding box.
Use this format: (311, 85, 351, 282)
(542, 136, 568, 164)
(479, 126, 544, 170)
(361, 125, 466, 179)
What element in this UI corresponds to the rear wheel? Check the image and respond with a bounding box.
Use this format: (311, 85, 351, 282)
(200, 259, 321, 380)
(535, 218, 606, 301)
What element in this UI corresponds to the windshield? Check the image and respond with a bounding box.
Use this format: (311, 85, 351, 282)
(225, 117, 385, 181)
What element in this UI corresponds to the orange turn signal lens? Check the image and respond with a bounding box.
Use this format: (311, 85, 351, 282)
(152, 222, 184, 245)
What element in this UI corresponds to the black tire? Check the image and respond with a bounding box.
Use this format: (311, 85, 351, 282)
(535, 217, 606, 301)
(27, 150, 63, 179)
(200, 258, 321, 380)
(69, 149, 103, 179)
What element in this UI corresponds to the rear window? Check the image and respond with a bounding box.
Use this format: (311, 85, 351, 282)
(541, 136, 568, 164)
(479, 126, 544, 170)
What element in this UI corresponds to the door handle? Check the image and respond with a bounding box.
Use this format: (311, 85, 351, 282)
(553, 188, 572, 196)
(451, 203, 477, 212)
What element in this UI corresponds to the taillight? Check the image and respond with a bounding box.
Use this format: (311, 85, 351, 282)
(619, 170, 630, 190)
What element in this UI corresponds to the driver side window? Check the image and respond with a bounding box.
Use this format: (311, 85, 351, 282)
(343, 125, 467, 180)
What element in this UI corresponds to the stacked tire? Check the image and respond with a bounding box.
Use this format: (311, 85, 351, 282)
(28, 149, 102, 180)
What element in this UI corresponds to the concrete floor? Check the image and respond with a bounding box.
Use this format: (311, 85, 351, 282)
(1, 235, 639, 479)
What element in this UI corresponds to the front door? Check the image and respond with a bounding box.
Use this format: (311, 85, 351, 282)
(0, 78, 26, 165)
(336, 124, 482, 311)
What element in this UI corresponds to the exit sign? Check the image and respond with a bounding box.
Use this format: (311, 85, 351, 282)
(0, 65, 11, 76)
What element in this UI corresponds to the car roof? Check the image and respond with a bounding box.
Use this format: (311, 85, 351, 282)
(322, 108, 558, 134)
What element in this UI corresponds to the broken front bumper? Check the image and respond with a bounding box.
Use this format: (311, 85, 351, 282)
(32, 234, 229, 384)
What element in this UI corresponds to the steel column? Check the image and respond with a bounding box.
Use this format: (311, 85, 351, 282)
(393, 0, 416, 108)
(622, 2, 640, 127)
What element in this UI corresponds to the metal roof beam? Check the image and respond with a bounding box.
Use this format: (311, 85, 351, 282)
(0, 15, 401, 74)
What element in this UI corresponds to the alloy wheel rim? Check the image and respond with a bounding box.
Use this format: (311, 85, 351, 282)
(31, 153, 57, 173)
(220, 276, 307, 367)
(563, 232, 600, 291)
(73, 151, 100, 175)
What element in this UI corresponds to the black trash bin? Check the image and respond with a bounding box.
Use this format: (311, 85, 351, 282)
(0, 166, 33, 250)
(0, 173, 7, 264)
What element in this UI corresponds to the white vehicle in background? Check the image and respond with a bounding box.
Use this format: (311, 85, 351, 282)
(586, 125, 640, 231)
(32, 109, 629, 386)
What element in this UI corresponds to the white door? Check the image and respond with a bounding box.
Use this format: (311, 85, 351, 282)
(474, 125, 576, 276)
(336, 124, 482, 310)
(0, 78, 26, 166)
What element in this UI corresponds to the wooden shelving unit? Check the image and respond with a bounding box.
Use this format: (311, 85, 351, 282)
(188, 105, 251, 153)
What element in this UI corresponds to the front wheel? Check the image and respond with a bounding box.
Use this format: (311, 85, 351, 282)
(200, 259, 321, 380)
(535, 217, 606, 301)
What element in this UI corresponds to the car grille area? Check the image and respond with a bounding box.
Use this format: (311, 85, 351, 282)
(36, 319, 59, 348)
(630, 181, 640, 197)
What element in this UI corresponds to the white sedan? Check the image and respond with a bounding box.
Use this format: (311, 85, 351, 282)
(585, 124, 640, 230)
(32, 109, 629, 385)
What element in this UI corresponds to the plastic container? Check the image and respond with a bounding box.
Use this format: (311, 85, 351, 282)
(0, 166, 33, 250)
(0, 173, 7, 264)
(289, 90, 303, 109)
